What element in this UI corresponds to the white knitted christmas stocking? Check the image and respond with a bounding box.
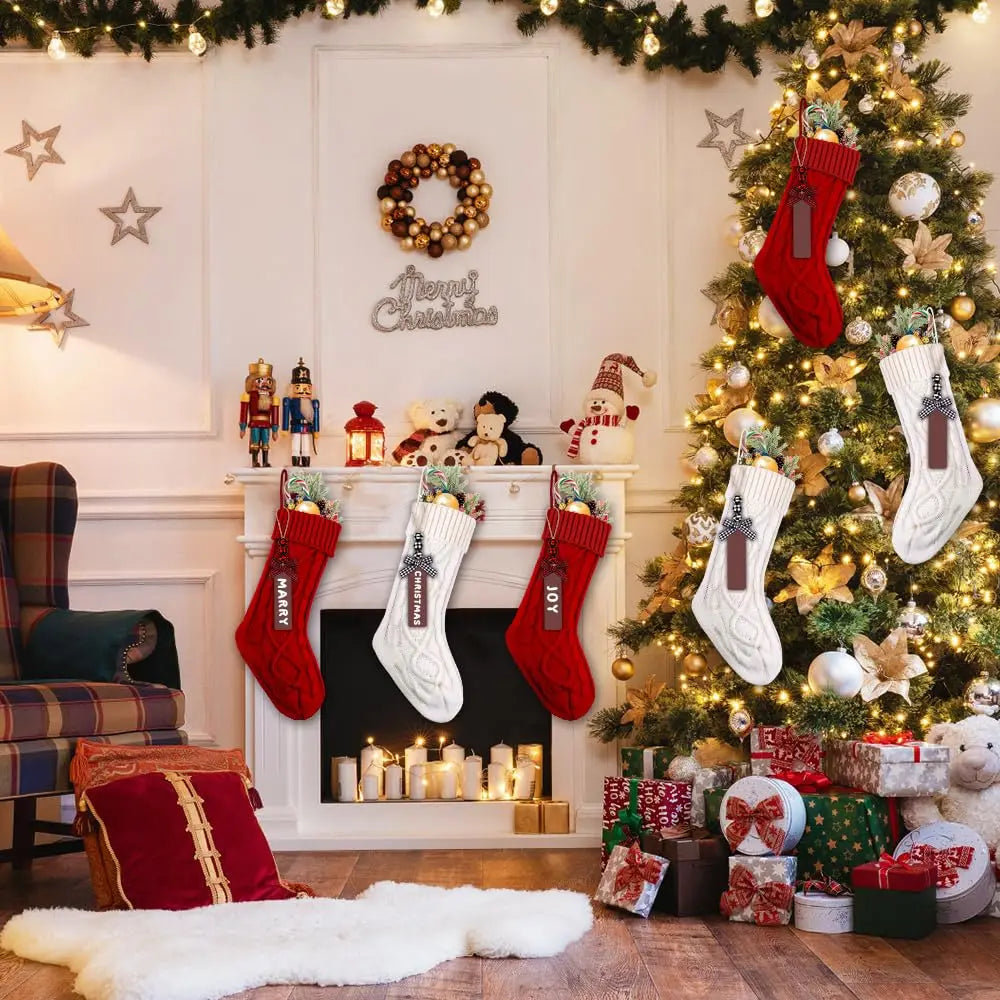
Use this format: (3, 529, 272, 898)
(881, 342, 982, 565)
(373, 500, 477, 723)
(692, 464, 794, 685)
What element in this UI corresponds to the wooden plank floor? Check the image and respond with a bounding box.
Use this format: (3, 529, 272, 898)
(3, 850, 1000, 1000)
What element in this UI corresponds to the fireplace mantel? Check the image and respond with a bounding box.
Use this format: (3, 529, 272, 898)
(232, 465, 635, 849)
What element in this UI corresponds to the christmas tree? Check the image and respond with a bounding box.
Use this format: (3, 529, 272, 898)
(596, 0, 1000, 758)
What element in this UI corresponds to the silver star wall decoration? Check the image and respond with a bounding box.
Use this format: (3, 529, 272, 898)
(29, 288, 89, 348)
(5, 121, 65, 181)
(697, 108, 753, 167)
(100, 188, 161, 246)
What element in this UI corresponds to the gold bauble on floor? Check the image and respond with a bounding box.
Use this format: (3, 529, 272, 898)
(611, 657, 635, 681)
(433, 492, 461, 508)
(966, 397, 1000, 443)
(565, 500, 592, 516)
(814, 128, 840, 143)
(682, 652, 708, 676)
(294, 500, 322, 515)
(752, 455, 779, 472)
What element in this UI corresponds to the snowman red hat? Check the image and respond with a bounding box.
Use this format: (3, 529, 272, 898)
(590, 354, 657, 405)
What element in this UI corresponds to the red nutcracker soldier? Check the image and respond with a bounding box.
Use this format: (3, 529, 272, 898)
(239, 357, 280, 468)
(282, 358, 320, 468)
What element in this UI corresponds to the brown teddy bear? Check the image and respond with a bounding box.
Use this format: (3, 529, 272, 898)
(456, 391, 542, 465)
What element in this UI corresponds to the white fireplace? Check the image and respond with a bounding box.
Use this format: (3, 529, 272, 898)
(233, 465, 633, 849)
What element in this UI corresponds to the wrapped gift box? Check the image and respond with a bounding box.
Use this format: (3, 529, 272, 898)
(602, 776, 692, 867)
(824, 736, 949, 797)
(721, 856, 797, 925)
(594, 842, 668, 918)
(851, 857, 936, 938)
(640, 829, 730, 916)
(513, 801, 540, 834)
(720, 776, 806, 856)
(750, 726, 824, 776)
(794, 886, 853, 934)
(895, 822, 997, 924)
(619, 746, 671, 780)
(541, 800, 570, 834)
(852, 855, 936, 891)
(691, 764, 749, 826)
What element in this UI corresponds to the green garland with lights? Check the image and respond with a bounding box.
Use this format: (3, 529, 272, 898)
(0, 0, 984, 67)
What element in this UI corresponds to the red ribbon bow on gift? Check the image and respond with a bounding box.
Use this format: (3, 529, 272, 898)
(798, 875, 851, 896)
(721, 864, 794, 925)
(873, 851, 923, 889)
(863, 731, 915, 745)
(900, 843, 976, 888)
(771, 729, 823, 769)
(772, 769, 832, 793)
(613, 842, 665, 905)
(724, 794, 786, 853)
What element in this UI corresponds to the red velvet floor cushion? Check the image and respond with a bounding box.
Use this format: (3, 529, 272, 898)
(81, 768, 306, 910)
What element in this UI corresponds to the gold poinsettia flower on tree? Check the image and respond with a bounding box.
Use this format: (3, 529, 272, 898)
(950, 323, 1000, 365)
(694, 377, 753, 425)
(785, 438, 830, 496)
(773, 544, 856, 615)
(852, 474, 905, 532)
(620, 677, 666, 728)
(887, 60, 923, 104)
(822, 20, 885, 69)
(802, 353, 867, 396)
(893, 222, 953, 278)
(639, 540, 689, 620)
(775, 81, 850, 137)
(853, 628, 927, 703)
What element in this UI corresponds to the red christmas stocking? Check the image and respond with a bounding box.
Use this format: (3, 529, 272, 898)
(753, 134, 860, 348)
(506, 507, 611, 721)
(236, 508, 341, 721)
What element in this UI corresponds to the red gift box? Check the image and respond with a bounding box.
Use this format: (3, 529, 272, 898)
(750, 725, 824, 776)
(602, 776, 692, 866)
(851, 852, 936, 891)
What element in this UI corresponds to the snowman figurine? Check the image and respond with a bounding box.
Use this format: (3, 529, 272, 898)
(559, 353, 657, 464)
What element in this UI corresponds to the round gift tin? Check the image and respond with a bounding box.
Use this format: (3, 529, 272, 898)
(794, 891, 854, 934)
(720, 775, 806, 856)
(894, 821, 996, 924)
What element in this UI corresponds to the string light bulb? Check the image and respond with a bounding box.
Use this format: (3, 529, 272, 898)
(187, 24, 207, 56)
(973, 0, 991, 22)
(427, 0, 446, 16)
(755, 0, 774, 16)
(47, 30, 67, 60)
(325, 0, 346, 15)
(642, 24, 661, 55)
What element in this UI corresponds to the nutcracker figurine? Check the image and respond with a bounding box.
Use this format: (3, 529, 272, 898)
(239, 358, 280, 468)
(282, 358, 320, 467)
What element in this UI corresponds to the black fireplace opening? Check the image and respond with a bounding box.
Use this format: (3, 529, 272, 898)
(320, 608, 552, 802)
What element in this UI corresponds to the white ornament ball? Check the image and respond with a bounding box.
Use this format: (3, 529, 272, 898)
(858, 94, 876, 115)
(693, 444, 720, 470)
(964, 671, 1000, 716)
(825, 231, 851, 267)
(758, 296, 791, 339)
(738, 227, 768, 263)
(888, 172, 942, 222)
(891, 39, 906, 58)
(897, 599, 930, 639)
(935, 308, 954, 333)
(726, 362, 751, 389)
(723, 215, 744, 247)
(808, 648, 865, 698)
(965, 397, 1000, 443)
(723, 407, 765, 447)
(844, 317, 873, 345)
(667, 755, 701, 782)
(817, 427, 845, 456)
(967, 209, 986, 233)
(861, 563, 888, 596)
(685, 510, 719, 546)
(803, 48, 820, 70)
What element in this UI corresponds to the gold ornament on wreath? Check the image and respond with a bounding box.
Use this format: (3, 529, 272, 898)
(377, 143, 491, 258)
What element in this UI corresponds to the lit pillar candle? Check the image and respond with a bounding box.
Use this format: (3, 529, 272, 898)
(361, 771, 379, 802)
(512, 763, 535, 800)
(438, 766, 458, 800)
(385, 763, 403, 800)
(337, 757, 358, 803)
(487, 761, 509, 800)
(462, 755, 483, 801)
(361, 742, 385, 797)
(331, 755, 349, 801)
(490, 742, 514, 771)
(404, 742, 428, 797)
(442, 742, 465, 794)
(409, 763, 427, 800)
(517, 743, 543, 797)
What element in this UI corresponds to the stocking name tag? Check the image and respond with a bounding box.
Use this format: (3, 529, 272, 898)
(543, 573, 564, 631)
(408, 569, 427, 628)
(790, 165, 816, 260)
(273, 574, 293, 630)
(920, 373, 958, 471)
(719, 494, 756, 593)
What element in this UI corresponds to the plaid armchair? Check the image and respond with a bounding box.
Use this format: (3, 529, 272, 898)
(0, 463, 185, 868)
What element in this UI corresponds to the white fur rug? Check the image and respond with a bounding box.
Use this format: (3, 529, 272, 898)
(0, 880, 593, 1000)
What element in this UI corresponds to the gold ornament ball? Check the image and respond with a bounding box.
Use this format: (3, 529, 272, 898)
(441, 234, 458, 251)
(477, 212, 490, 229)
(433, 492, 461, 509)
(848, 482, 868, 506)
(723, 407, 765, 447)
(950, 294, 977, 322)
(565, 500, 592, 516)
(414, 233, 430, 250)
(682, 652, 708, 676)
(949, 130, 966, 148)
(295, 500, 322, 515)
(400, 237, 415, 251)
(752, 455, 779, 472)
(458, 234, 472, 249)
(967, 209, 986, 233)
(909, 17, 923, 34)
(814, 128, 840, 143)
(965, 397, 1000, 443)
(463, 219, 479, 236)
(895, 334, 923, 351)
(611, 657, 635, 681)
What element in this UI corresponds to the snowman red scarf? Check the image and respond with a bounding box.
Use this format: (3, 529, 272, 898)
(564, 414, 621, 458)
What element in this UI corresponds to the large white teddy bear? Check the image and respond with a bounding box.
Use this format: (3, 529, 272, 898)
(901, 714, 1000, 851)
(391, 399, 466, 467)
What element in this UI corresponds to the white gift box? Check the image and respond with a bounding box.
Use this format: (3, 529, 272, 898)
(824, 738, 949, 797)
(895, 822, 996, 924)
(794, 890, 854, 934)
(720, 776, 806, 856)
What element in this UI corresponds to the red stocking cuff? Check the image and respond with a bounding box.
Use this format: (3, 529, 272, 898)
(272, 510, 342, 555)
(800, 137, 860, 183)
(547, 509, 611, 556)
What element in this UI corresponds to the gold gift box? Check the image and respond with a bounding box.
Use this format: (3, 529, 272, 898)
(514, 801, 541, 834)
(541, 800, 570, 834)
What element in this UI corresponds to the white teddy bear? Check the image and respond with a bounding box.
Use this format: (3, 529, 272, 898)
(391, 399, 466, 467)
(901, 714, 1000, 850)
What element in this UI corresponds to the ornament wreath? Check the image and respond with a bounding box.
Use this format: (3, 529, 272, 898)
(378, 143, 491, 258)
(0, 0, 984, 70)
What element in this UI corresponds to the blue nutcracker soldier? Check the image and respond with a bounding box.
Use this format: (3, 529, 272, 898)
(282, 358, 320, 467)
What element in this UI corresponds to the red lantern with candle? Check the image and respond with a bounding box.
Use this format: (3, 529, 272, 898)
(345, 401, 385, 466)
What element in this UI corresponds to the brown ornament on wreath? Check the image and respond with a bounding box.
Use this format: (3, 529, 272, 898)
(378, 143, 491, 258)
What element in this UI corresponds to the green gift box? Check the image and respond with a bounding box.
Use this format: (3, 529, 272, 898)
(852, 886, 937, 939)
(619, 746, 670, 779)
(704, 787, 895, 887)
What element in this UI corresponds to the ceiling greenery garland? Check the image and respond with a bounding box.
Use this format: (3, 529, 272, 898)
(0, 0, 985, 70)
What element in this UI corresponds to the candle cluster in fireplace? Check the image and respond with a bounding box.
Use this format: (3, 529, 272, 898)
(331, 736, 544, 803)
